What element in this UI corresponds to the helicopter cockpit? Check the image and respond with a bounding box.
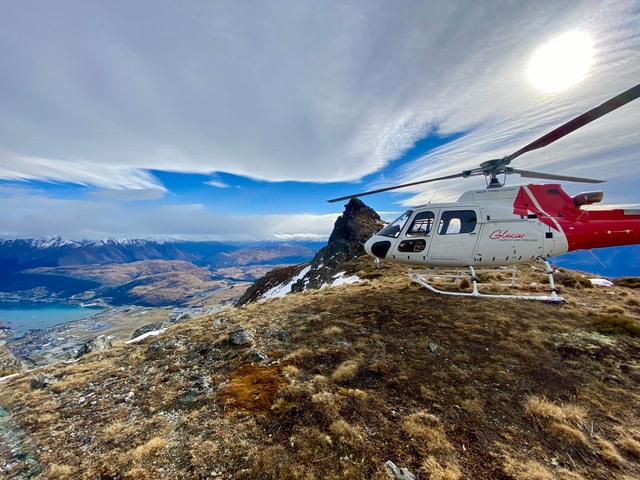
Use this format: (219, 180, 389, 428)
(369, 208, 480, 257)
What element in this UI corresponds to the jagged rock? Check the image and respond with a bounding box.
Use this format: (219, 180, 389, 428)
(235, 264, 307, 306)
(237, 198, 384, 305)
(75, 335, 112, 359)
(291, 198, 383, 292)
(385, 460, 417, 480)
(229, 328, 253, 346)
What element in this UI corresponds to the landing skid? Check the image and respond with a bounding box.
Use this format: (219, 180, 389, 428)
(407, 259, 566, 303)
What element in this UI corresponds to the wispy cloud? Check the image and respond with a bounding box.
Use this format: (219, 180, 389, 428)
(205, 176, 230, 189)
(0, 1, 638, 239)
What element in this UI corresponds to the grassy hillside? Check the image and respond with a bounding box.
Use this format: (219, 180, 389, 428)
(1, 260, 639, 479)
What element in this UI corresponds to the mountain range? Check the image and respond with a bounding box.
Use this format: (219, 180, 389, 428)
(0, 237, 323, 307)
(1, 199, 639, 308)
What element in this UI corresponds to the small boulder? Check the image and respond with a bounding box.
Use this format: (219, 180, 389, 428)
(229, 328, 253, 346)
(75, 335, 112, 359)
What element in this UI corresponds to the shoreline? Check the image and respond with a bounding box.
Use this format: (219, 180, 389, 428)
(4, 305, 215, 367)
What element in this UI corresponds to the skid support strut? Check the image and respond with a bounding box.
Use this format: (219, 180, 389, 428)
(407, 258, 566, 303)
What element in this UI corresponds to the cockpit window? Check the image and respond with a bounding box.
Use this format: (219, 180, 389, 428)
(379, 210, 413, 238)
(407, 211, 435, 236)
(438, 210, 477, 235)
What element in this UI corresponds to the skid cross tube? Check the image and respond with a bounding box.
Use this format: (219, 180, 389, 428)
(407, 258, 565, 303)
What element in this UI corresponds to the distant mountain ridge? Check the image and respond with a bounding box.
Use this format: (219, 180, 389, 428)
(0, 236, 324, 307)
(0, 236, 324, 270)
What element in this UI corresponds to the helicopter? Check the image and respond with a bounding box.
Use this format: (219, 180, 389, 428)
(328, 83, 640, 302)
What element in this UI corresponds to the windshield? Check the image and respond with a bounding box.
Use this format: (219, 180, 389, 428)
(378, 210, 413, 238)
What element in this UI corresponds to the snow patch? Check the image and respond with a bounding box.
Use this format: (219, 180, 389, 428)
(125, 329, 167, 344)
(0, 373, 19, 384)
(322, 271, 361, 288)
(590, 278, 614, 287)
(259, 265, 311, 301)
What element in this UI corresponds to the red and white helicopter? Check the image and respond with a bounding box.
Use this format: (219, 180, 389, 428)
(329, 83, 640, 302)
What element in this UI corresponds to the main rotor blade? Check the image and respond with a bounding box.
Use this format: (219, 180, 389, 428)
(507, 82, 640, 163)
(327, 172, 464, 203)
(511, 168, 605, 183)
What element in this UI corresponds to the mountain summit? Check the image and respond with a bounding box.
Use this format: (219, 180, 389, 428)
(1, 257, 639, 479)
(237, 198, 384, 305)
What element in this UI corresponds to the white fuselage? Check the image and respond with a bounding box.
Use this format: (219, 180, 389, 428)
(364, 186, 569, 267)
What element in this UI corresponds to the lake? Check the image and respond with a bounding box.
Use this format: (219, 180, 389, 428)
(0, 305, 104, 340)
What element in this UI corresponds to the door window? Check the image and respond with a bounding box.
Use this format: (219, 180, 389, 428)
(438, 210, 477, 235)
(407, 211, 435, 236)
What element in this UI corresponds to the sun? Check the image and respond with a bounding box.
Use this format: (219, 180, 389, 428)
(527, 31, 594, 93)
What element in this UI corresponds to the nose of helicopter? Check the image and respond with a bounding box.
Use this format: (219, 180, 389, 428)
(365, 236, 391, 259)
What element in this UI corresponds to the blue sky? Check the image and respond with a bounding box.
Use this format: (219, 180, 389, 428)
(0, 0, 639, 241)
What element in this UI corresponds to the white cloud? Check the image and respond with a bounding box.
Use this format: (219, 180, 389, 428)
(0, 1, 637, 190)
(0, 186, 338, 241)
(0, 1, 639, 240)
(204, 175, 229, 189)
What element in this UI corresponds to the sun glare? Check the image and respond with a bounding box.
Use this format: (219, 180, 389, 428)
(527, 31, 594, 93)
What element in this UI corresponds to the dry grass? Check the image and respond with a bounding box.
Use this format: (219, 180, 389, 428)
(501, 455, 554, 480)
(0, 260, 639, 479)
(524, 395, 587, 426)
(330, 358, 362, 383)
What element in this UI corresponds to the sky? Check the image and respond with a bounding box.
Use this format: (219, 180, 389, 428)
(0, 0, 639, 242)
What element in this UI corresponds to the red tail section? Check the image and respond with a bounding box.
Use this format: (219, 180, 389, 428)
(513, 184, 640, 252)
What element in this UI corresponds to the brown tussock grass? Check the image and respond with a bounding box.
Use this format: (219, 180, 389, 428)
(421, 455, 462, 480)
(524, 395, 587, 427)
(607, 305, 626, 315)
(556, 469, 587, 480)
(401, 410, 455, 457)
(45, 463, 77, 478)
(132, 436, 168, 461)
(188, 439, 220, 469)
(460, 397, 485, 417)
(549, 422, 589, 446)
(1, 259, 639, 479)
(323, 325, 343, 337)
(501, 455, 554, 480)
(329, 418, 364, 446)
(330, 358, 362, 383)
(595, 436, 627, 466)
(616, 428, 640, 458)
(619, 436, 640, 458)
(311, 391, 342, 419)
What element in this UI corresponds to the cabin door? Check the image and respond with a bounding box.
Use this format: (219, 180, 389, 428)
(427, 209, 480, 264)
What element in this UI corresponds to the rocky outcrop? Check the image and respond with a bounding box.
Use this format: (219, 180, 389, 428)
(74, 335, 113, 359)
(0, 342, 24, 375)
(237, 198, 384, 305)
